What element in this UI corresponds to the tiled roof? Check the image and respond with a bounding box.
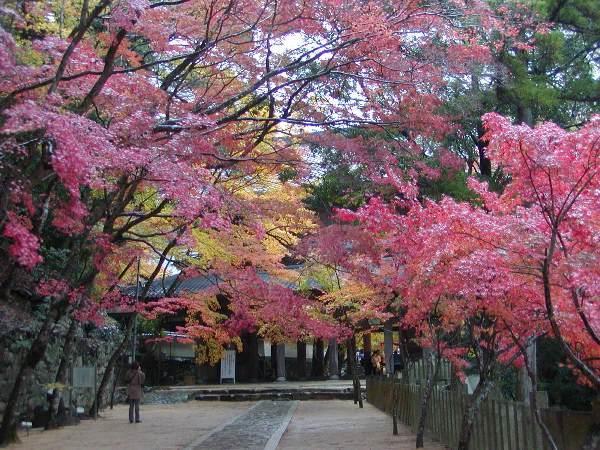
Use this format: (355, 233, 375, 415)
(121, 267, 322, 300)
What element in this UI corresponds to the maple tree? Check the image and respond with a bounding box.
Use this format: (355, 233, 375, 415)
(1, 0, 595, 447)
(331, 112, 599, 448)
(0, 0, 505, 442)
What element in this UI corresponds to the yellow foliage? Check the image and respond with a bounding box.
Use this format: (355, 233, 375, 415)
(194, 337, 242, 366)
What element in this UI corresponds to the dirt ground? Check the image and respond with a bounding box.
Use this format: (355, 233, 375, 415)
(10, 402, 254, 450)
(277, 400, 446, 450)
(9, 400, 445, 450)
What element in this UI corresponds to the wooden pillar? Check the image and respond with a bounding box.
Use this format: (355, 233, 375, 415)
(312, 338, 325, 378)
(246, 333, 259, 382)
(296, 341, 307, 380)
(271, 342, 278, 380)
(384, 319, 394, 376)
(276, 343, 286, 381)
(328, 338, 339, 380)
(346, 336, 355, 376)
(363, 333, 372, 376)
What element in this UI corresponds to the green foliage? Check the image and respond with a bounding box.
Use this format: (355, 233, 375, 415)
(419, 169, 479, 203)
(298, 265, 340, 293)
(303, 169, 369, 216)
(278, 166, 298, 183)
(496, 366, 519, 400)
(537, 338, 595, 411)
(496, 0, 600, 125)
(137, 318, 161, 335)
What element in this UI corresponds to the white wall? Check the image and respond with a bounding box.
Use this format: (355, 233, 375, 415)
(157, 342, 195, 359)
(259, 340, 313, 358)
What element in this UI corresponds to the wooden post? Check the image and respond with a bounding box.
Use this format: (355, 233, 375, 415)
(276, 343, 286, 381)
(296, 341, 306, 380)
(513, 401, 521, 450)
(505, 401, 513, 450)
(328, 338, 339, 380)
(271, 342, 277, 380)
(521, 403, 530, 449)
(346, 336, 355, 377)
(245, 332, 259, 382)
(312, 338, 325, 378)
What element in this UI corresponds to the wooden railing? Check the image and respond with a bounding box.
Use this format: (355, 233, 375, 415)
(367, 377, 594, 450)
(398, 358, 453, 383)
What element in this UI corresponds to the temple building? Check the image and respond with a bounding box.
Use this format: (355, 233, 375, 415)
(122, 269, 347, 385)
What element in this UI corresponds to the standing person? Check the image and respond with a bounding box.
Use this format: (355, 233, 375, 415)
(393, 344, 404, 376)
(126, 362, 145, 423)
(371, 350, 384, 375)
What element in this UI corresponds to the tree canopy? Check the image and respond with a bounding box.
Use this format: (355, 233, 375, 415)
(0, 0, 598, 447)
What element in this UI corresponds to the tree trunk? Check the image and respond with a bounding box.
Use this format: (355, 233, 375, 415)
(109, 363, 122, 409)
(517, 104, 534, 126)
(457, 379, 493, 450)
(346, 340, 353, 378)
(348, 338, 363, 408)
(415, 351, 441, 448)
(46, 318, 78, 429)
(0, 307, 61, 445)
(520, 339, 558, 450)
(90, 316, 134, 414)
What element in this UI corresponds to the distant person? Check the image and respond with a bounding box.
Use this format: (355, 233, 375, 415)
(393, 345, 404, 375)
(355, 348, 364, 364)
(126, 361, 145, 423)
(371, 350, 384, 375)
(362, 350, 373, 375)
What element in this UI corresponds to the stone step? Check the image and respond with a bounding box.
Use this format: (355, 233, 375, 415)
(123, 383, 364, 405)
(194, 391, 355, 401)
(191, 387, 353, 395)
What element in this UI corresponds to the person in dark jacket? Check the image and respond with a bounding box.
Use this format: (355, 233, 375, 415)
(126, 361, 145, 423)
(393, 345, 404, 376)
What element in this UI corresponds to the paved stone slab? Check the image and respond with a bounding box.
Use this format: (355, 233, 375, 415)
(188, 400, 297, 450)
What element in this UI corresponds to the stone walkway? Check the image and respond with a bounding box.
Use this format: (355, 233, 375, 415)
(10, 400, 444, 450)
(185, 401, 297, 450)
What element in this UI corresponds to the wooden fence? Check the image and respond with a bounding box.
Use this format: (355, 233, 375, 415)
(399, 358, 453, 383)
(367, 377, 595, 450)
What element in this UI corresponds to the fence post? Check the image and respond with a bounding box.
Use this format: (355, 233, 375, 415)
(512, 401, 520, 450)
(481, 399, 488, 450)
(529, 401, 538, 450)
(495, 400, 504, 450)
(474, 397, 481, 450)
(521, 403, 529, 449)
(451, 390, 458, 447)
(505, 401, 513, 450)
